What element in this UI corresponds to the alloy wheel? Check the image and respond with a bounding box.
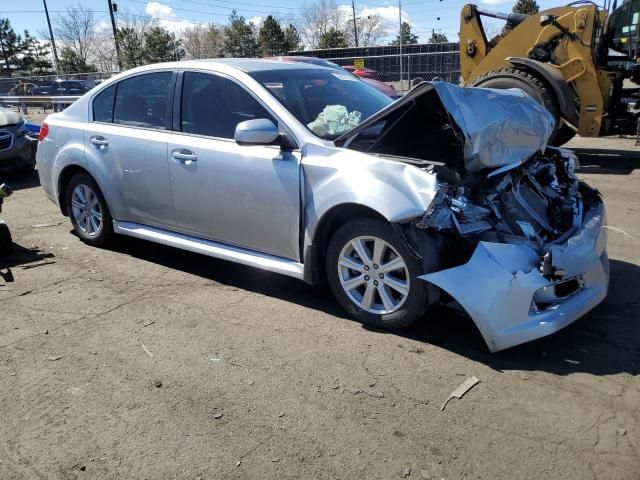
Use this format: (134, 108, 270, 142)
(337, 236, 410, 314)
(71, 184, 103, 237)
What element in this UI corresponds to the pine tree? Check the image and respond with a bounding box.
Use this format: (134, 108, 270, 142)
(59, 46, 96, 73)
(258, 16, 286, 56)
(0, 19, 22, 76)
(117, 26, 144, 68)
(224, 11, 259, 58)
(428, 31, 449, 44)
(512, 0, 540, 15)
(283, 24, 301, 52)
(319, 28, 347, 49)
(390, 22, 418, 46)
(143, 27, 184, 64)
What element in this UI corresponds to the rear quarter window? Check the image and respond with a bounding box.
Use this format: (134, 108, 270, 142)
(93, 85, 116, 123)
(113, 71, 173, 129)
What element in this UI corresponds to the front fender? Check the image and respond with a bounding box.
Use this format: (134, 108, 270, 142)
(302, 146, 438, 241)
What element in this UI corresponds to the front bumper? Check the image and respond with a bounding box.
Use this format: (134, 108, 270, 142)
(0, 136, 35, 170)
(421, 203, 609, 352)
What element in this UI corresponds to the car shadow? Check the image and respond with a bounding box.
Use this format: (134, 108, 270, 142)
(1, 168, 40, 191)
(107, 235, 348, 318)
(0, 243, 55, 281)
(574, 147, 640, 175)
(387, 258, 640, 377)
(108, 236, 639, 377)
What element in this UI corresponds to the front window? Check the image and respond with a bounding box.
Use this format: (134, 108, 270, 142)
(249, 68, 392, 140)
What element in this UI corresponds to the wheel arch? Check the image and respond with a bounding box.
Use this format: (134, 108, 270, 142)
(303, 203, 387, 285)
(506, 57, 579, 127)
(57, 165, 95, 217)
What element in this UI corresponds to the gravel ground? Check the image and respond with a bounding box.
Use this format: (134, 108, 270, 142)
(0, 136, 638, 480)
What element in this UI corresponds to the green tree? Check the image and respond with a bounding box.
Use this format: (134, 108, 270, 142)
(513, 0, 539, 15)
(283, 24, 301, 52)
(428, 31, 449, 44)
(0, 18, 22, 76)
(390, 22, 418, 45)
(18, 35, 52, 74)
(258, 16, 286, 56)
(318, 27, 347, 49)
(58, 46, 96, 73)
(117, 26, 144, 68)
(224, 10, 259, 57)
(143, 27, 184, 63)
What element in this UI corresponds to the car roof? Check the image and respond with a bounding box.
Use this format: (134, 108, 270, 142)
(121, 58, 329, 76)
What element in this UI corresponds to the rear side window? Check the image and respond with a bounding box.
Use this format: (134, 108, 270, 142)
(180, 71, 275, 139)
(114, 71, 173, 129)
(93, 85, 116, 123)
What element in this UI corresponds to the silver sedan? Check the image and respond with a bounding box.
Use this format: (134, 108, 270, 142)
(36, 59, 609, 352)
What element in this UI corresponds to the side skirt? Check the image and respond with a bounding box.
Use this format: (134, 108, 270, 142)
(113, 221, 305, 280)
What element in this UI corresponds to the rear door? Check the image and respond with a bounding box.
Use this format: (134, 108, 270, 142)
(166, 70, 301, 260)
(84, 71, 177, 228)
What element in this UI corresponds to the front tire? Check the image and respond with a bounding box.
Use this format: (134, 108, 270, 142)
(326, 218, 429, 329)
(65, 173, 113, 247)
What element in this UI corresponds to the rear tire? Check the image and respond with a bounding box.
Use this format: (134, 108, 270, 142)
(472, 68, 568, 146)
(325, 217, 429, 329)
(65, 173, 113, 247)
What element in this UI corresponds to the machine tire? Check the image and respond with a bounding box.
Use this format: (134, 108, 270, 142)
(552, 123, 577, 146)
(471, 68, 568, 145)
(0, 221, 12, 254)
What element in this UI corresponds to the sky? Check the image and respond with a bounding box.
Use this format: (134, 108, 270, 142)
(6, 0, 573, 45)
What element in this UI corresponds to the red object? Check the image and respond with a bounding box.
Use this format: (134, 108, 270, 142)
(38, 122, 49, 142)
(268, 56, 398, 98)
(343, 66, 382, 81)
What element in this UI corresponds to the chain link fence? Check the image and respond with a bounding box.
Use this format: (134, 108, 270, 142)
(0, 72, 117, 97)
(289, 42, 461, 92)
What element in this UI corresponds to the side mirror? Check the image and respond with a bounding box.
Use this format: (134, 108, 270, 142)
(540, 14, 556, 27)
(234, 118, 280, 146)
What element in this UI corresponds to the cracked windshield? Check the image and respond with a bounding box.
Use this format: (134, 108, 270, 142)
(249, 68, 392, 139)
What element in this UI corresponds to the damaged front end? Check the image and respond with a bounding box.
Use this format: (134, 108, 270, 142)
(337, 82, 609, 352)
(418, 149, 608, 352)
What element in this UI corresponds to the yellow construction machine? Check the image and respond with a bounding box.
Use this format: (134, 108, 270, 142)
(459, 0, 640, 145)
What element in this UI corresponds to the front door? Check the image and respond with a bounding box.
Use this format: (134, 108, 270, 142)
(167, 71, 301, 260)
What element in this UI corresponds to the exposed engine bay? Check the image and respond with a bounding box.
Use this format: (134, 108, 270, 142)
(416, 149, 601, 262)
(336, 81, 608, 352)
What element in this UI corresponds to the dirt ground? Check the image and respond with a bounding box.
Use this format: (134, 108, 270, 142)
(0, 135, 638, 480)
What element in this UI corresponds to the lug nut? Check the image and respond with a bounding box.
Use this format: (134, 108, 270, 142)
(373, 264, 379, 269)
(379, 273, 384, 279)
(364, 275, 370, 281)
(373, 280, 379, 286)
(364, 265, 370, 271)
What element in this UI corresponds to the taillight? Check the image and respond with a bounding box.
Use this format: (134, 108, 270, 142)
(38, 122, 49, 142)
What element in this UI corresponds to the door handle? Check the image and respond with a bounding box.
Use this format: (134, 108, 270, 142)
(90, 136, 109, 147)
(172, 150, 198, 164)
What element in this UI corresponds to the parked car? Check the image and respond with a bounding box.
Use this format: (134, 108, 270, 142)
(269, 56, 398, 98)
(36, 59, 608, 352)
(8, 83, 37, 96)
(31, 80, 90, 96)
(0, 108, 35, 173)
(343, 65, 382, 80)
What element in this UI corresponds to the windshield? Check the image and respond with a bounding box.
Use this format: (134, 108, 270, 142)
(249, 68, 393, 140)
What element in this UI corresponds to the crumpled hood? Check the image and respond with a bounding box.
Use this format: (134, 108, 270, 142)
(337, 82, 556, 173)
(431, 82, 555, 172)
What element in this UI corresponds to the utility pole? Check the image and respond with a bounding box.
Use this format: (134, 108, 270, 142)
(42, 0, 60, 74)
(351, 0, 359, 47)
(398, 0, 403, 91)
(108, 0, 123, 70)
